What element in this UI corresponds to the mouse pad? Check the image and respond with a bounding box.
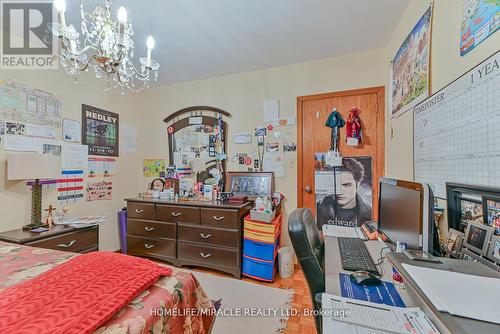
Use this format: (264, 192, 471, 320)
(339, 273, 406, 307)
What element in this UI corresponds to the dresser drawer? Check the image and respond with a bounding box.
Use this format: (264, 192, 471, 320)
(127, 235, 176, 259)
(127, 202, 155, 220)
(156, 205, 200, 224)
(178, 241, 239, 268)
(201, 208, 239, 228)
(26, 228, 97, 253)
(178, 224, 239, 248)
(127, 219, 176, 239)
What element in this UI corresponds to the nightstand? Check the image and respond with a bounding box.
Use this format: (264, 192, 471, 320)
(0, 225, 99, 253)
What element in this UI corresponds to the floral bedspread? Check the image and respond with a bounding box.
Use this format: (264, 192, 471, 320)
(0, 241, 214, 334)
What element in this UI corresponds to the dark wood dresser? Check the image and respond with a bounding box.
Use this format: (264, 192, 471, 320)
(0, 225, 99, 253)
(125, 198, 252, 278)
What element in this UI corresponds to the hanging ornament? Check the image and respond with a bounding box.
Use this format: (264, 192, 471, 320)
(346, 106, 362, 146)
(167, 126, 175, 134)
(325, 107, 345, 152)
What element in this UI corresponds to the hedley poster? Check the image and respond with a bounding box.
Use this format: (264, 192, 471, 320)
(82, 104, 119, 157)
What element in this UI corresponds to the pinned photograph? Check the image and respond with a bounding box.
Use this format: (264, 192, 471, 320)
(6, 122, 25, 135)
(265, 142, 279, 152)
(283, 142, 297, 152)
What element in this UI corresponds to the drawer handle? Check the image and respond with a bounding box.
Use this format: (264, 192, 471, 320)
(171, 212, 182, 217)
(212, 216, 224, 221)
(200, 233, 212, 239)
(144, 243, 155, 249)
(200, 252, 212, 258)
(57, 240, 76, 248)
(135, 209, 145, 214)
(144, 226, 155, 232)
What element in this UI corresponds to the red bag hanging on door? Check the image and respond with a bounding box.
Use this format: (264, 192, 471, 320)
(346, 107, 362, 142)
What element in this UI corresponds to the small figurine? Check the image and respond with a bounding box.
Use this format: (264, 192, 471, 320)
(44, 205, 56, 229)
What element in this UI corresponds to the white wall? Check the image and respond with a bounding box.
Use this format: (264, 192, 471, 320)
(0, 68, 142, 251)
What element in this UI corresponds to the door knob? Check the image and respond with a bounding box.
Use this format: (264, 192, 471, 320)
(305, 186, 312, 193)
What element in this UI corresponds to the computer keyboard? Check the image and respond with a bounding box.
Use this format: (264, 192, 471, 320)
(338, 237, 379, 275)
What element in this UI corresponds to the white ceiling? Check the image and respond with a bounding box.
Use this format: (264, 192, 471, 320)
(65, 0, 410, 86)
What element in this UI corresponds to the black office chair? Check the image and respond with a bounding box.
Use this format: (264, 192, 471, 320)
(288, 208, 325, 334)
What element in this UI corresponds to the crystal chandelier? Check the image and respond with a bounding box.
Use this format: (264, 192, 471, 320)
(49, 0, 160, 92)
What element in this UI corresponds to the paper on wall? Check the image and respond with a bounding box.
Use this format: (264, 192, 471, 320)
(263, 151, 284, 177)
(62, 118, 81, 143)
(3, 134, 38, 152)
(62, 144, 88, 169)
(86, 181, 112, 201)
(263, 100, 280, 122)
(58, 170, 84, 205)
(38, 139, 63, 157)
(233, 132, 252, 144)
(120, 122, 137, 153)
(315, 170, 342, 195)
(25, 123, 56, 138)
(88, 157, 116, 178)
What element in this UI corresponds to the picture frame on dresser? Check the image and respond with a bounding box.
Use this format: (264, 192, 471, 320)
(225, 171, 275, 200)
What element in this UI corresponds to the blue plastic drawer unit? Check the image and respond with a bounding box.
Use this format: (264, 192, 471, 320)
(242, 256, 276, 281)
(243, 235, 280, 262)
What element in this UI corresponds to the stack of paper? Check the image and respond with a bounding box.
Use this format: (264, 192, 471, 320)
(322, 293, 440, 334)
(55, 216, 106, 228)
(402, 264, 500, 325)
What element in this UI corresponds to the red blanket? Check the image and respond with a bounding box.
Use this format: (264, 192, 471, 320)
(0, 252, 172, 334)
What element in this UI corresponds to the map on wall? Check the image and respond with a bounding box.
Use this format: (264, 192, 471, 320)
(460, 0, 499, 56)
(390, 6, 432, 118)
(0, 81, 62, 128)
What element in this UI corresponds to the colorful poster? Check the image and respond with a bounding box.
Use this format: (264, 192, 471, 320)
(58, 170, 84, 205)
(461, 0, 499, 56)
(390, 6, 432, 118)
(315, 156, 373, 228)
(82, 104, 119, 157)
(143, 159, 166, 177)
(86, 181, 112, 201)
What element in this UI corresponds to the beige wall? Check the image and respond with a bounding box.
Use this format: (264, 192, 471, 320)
(138, 49, 386, 244)
(0, 69, 142, 251)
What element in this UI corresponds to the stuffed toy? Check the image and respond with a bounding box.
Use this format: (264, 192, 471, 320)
(346, 107, 362, 142)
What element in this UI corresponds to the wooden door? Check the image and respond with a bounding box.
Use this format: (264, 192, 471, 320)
(297, 87, 385, 222)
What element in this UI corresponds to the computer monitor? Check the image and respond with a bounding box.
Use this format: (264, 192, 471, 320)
(377, 178, 436, 254)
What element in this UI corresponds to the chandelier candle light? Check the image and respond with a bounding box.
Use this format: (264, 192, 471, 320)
(50, 0, 160, 92)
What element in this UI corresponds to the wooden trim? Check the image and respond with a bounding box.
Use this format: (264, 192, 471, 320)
(163, 106, 231, 123)
(296, 86, 386, 209)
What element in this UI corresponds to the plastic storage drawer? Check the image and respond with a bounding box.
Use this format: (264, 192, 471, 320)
(242, 256, 276, 281)
(243, 235, 280, 262)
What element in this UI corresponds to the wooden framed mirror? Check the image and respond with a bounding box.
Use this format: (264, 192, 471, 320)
(164, 106, 231, 186)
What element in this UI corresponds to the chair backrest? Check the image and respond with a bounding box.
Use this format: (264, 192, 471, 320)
(288, 208, 325, 333)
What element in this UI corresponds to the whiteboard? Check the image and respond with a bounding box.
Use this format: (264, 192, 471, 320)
(414, 51, 500, 199)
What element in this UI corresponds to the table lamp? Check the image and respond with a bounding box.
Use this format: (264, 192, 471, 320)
(7, 153, 61, 230)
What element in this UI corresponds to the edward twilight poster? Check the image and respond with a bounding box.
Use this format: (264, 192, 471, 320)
(82, 104, 119, 157)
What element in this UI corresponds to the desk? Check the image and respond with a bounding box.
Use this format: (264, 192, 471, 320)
(324, 235, 500, 334)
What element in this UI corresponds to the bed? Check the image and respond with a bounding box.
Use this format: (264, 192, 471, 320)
(0, 241, 215, 334)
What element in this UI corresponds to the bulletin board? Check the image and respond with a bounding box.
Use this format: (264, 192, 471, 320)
(413, 51, 500, 199)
